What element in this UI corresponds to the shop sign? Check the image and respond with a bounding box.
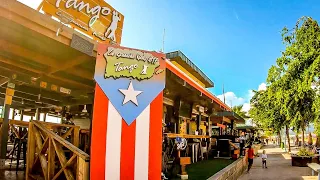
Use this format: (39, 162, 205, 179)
(51, 84, 58, 92)
(95, 44, 166, 125)
(198, 106, 205, 113)
(175, 137, 187, 150)
(41, 0, 124, 44)
(60, 87, 71, 94)
(40, 81, 47, 88)
(7, 82, 15, 89)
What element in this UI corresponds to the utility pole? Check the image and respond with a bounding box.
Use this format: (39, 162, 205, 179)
(222, 84, 225, 104)
(162, 28, 165, 53)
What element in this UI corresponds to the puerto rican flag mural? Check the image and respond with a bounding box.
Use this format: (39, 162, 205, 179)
(90, 44, 166, 180)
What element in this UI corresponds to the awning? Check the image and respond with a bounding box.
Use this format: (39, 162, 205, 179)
(166, 60, 230, 111)
(214, 111, 246, 124)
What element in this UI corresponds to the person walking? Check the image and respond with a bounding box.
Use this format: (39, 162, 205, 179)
(262, 150, 268, 168)
(247, 145, 254, 173)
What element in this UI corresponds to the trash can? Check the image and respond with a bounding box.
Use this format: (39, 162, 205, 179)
(281, 142, 284, 149)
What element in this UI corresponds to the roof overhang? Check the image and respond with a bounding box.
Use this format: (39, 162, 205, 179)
(166, 51, 214, 88)
(166, 61, 230, 111)
(214, 111, 246, 124)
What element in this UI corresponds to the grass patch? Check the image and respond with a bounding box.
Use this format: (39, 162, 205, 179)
(186, 158, 234, 180)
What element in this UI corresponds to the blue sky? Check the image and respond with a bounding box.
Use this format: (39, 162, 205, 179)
(20, 0, 320, 111)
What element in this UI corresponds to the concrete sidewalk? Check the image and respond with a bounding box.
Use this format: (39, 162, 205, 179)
(238, 144, 317, 180)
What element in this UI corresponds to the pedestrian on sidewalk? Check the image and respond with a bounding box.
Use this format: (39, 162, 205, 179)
(247, 144, 254, 173)
(262, 150, 268, 168)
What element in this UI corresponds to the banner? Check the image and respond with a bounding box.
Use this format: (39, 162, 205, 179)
(90, 44, 166, 180)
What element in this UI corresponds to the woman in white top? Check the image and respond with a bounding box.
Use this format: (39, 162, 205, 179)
(262, 150, 267, 168)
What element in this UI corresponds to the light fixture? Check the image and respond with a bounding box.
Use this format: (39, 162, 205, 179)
(82, 105, 88, 113)
(21, 98, 24, 105)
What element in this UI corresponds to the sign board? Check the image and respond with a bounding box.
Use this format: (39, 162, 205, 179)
(198, 106, 205, 113)
(90, 44, 166, 180)
(41, 0, 124, 44)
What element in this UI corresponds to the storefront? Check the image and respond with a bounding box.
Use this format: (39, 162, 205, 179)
(0, 1, 233, 179)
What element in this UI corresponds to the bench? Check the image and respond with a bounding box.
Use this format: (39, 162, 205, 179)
(307, 163, 320, 180)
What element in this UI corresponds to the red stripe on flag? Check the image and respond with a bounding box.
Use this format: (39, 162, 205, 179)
(90, 84, 109, 180)
(120, 120, 136, 180)
(148, 92, 163, 180)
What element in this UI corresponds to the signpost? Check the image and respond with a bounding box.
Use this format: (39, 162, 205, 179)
(90, 44, 166, 179)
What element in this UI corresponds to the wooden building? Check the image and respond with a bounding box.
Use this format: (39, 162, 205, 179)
(0, 1, 237, 179)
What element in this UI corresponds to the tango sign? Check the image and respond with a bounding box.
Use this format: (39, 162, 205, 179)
(40, 0, 124, 44)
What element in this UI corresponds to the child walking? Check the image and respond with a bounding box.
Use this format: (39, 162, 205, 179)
(262, 150, 267, 168)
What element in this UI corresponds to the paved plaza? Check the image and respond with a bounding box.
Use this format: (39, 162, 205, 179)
(239, 145, 317, 180)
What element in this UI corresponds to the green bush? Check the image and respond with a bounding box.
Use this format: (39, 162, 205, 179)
(296, 148, 314, 156)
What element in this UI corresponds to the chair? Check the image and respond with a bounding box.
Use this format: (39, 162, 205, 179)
(200, 142, 209, 160)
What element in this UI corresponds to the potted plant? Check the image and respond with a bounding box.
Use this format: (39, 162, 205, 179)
(291, 148, 318, 167)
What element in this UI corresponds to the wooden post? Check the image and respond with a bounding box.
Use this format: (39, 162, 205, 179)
(11, 108, 15, 120)
(47, 138, 55, 180)
(73, 126, 80, 148)
(43, 113, 47, 122)
(26, 121, 36, 179)
(20, 110, 23, 121)
(77, 157, 89, 180)
(36, 108, 40, 121)
(0, 83, 15, 169)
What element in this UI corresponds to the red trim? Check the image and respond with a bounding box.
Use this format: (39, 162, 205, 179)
(166, 61, 230, 111)
(148, 92, 163, 179)
(217, 123, 226, 129)
(120, 120, 136, 180)
(90, 84, 109, 179)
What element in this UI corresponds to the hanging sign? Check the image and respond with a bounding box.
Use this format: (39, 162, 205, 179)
(41, 0, 124, 44)
(176, 137, 187, 151)
(90, 44, 166, 180)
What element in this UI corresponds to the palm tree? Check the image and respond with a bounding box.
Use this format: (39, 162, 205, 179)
(232, 105, 250, 119)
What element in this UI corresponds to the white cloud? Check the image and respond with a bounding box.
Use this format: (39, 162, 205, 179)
(258, 83, 267, 91)
(217, 92, 245, 107)
(242, 103, 251, 112)
(217, 83, 266, 113)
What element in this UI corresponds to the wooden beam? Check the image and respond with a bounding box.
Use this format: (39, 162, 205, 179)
(53, 154, 77, 180)
(0, 39, 60, 68)
(0, 87, 60, 106)
(65, 67, 93, 80)
(0, 57, 93, 89)
(61, 127, 74, 139)
(26, 121, 36, 179)
(47, 137, 55, 180)
(52, 139, 75, 180)
(33, 121, 89, 160)
(0, 57, 43, 75)
(0, 53, 92, 81)
(0, 65, 93, 97)
(0, 77, 8, 86)
(47, 55, 89, 74)
(0, 0, 98, 55)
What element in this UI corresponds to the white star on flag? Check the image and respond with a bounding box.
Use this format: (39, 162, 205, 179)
(119, 81, 143, 106)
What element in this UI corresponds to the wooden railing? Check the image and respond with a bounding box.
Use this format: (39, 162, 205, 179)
(26, 121, 90, 180)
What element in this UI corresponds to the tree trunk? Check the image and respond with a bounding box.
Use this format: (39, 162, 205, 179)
(295, 134, 299, 146)
(278, 132, 282, 145)
(302, 129, 305, 146)
(316, 136, 320, 147)
(286, 125, 291, 152)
